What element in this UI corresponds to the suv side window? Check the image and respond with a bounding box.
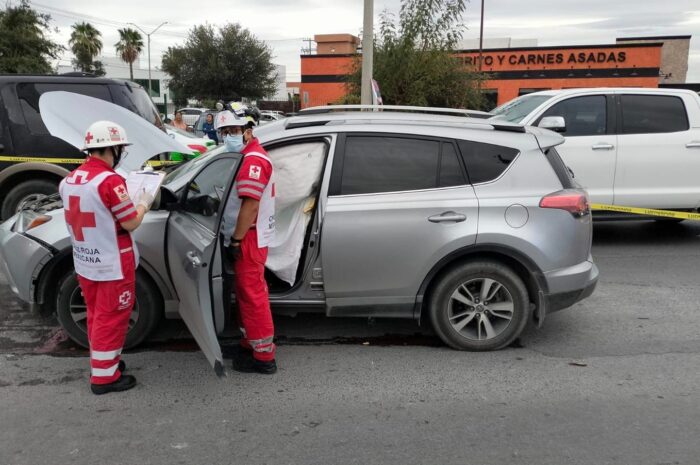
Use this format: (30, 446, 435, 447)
(457, 140, 520, 184)
(339, 136, 440, 195)
(184, 158, 236, 229)
(620, 94, 689, 134)
(539, 95, 607, 137)
(16, 83, 112, 135)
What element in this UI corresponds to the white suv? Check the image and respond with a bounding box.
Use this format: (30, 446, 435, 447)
(490, 88, 700, 211)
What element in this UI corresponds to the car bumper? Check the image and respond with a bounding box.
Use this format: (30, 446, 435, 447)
(542, 258, 599, 314)
(0, 216, 53, 304)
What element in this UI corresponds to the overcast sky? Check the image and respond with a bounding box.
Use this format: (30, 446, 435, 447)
(33, 0, 700, 82)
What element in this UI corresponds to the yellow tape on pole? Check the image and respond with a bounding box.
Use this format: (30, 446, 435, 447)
(590, 203, 700, 221)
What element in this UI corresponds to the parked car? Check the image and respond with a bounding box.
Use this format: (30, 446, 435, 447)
(176, 107, 212, 127)
(490, 88, 700, 211)
(0, 75, 163, 220)
(0, 106, 598, 373)
(192, 111, 219, 138)
(165, 124, 216, 161)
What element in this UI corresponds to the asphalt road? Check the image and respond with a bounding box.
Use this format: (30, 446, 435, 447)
(1, 220, 700, 465)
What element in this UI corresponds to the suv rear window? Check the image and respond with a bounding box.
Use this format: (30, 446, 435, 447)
(457, 140, 519, 184)
(339, 136, 440, 195)
(110, 83, 163, 127)
(620, 95, 689, 134)
(543, 147, 575, 189)
(16, 83, 112, 135)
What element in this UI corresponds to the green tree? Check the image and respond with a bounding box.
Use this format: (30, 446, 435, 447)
(345, 0, 485, 109)
(162, 24, 277, 102)
(69, 22, 104, 75)
(115, 28, 144, 81)
(0, 0, 64, 74)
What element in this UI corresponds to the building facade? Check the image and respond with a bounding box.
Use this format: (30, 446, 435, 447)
(299, 35, 692, 110)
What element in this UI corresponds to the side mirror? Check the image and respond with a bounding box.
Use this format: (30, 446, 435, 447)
(538, 116, 566, 133)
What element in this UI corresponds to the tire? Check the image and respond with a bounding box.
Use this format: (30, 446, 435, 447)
(56, 269, 163, 350)
(1, 179, 59, 220)
(429, 261, 531, 351)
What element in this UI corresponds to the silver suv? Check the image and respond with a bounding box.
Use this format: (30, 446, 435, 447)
(0, 105, 598, 374)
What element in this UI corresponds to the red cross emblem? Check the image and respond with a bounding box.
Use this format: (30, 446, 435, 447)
(108, 127, 121, 141)
(219, 114, 226, 123)
(116, 186, 126, 196)
(251, 166, 260, 176)
(84, 132, 94, 144)
(65, 196, 96, 242)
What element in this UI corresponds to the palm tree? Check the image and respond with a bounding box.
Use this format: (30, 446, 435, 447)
(69, 22, 102, 73)
(115, 28, 144, 81)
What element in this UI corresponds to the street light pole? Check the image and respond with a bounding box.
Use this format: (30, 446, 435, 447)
(360, 0, 374, 105)
(128, 22, 168, 97)
(478, 0, 485, 72)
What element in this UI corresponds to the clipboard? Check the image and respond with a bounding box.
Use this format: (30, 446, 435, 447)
(125, 170, 165, 203)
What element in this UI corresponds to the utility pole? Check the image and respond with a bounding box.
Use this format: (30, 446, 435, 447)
(128, 22, 168, 97)
(478, 0, 485, 72)
(360, 0, 374, 105)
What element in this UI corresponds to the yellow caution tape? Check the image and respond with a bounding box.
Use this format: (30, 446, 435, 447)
(0, 155, 182, 168)
(591, 203, 700, 221)
(0, 155, 85, 164)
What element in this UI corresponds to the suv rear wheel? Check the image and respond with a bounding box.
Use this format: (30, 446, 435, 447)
(1, 179, 59, 220)
(429, 261, 531, 351)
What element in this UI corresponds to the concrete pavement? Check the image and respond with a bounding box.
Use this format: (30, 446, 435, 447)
(1, 219, 700, 464)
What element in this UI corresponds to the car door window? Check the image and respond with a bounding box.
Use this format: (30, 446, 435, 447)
(457, 140, 520, 184)
(339, 136, 440, 195)
(620, 94, 689, 134)
(438, 143, 468, 187)
(183, 158, 236, 229)
(540, 95, 607, 137)
(16, 83, 112, 135)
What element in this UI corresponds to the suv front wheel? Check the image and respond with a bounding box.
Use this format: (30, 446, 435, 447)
(429, 261, 531, 351)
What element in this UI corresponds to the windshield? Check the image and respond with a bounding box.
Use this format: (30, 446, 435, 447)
(110, 82, 164, 129)
(162, 145, 229, 188)
(490, 94, 552, 123)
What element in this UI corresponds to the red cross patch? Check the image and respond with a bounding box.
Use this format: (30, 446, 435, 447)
(249, 165, 261, 180)
(84, 132, 94, 144)
(113, 185, 129, 201)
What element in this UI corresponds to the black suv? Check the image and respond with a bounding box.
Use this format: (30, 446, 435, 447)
(0, 75, 162, 219)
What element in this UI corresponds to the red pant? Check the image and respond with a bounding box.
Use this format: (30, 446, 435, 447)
(234, 230, 275, 361)
(77, 250, 136, 385)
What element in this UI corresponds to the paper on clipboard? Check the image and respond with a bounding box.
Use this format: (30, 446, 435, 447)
(125, 170, 165, 202)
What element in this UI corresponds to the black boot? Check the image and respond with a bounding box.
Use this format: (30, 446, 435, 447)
(91, 375, 137, 395)
(232, 349, 277, 374)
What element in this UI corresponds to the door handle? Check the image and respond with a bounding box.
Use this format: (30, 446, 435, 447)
(591, 143, 614, 150)
(686, 141, 700, 148)
(186, 251, 201, 267)
(428, 211, 467, 223)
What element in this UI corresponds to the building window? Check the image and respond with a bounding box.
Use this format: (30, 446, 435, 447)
(482, 89, 499, 111)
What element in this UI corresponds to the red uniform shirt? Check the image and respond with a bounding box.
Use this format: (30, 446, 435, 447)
(236, 139, 272, 202)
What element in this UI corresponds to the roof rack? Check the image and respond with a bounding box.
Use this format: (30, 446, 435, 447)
(298, 104, 491, 118)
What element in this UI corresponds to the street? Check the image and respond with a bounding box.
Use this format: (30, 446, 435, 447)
(1, 219, 700, 465)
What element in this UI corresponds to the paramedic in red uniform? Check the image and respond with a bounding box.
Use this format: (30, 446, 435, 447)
(59, 121, 153, 395)
(217, 110, 277, 374)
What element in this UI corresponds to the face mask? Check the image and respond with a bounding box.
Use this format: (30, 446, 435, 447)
(224, 134, 244, 152)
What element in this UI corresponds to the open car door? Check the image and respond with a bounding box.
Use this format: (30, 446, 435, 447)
(166, 153, 241, 376)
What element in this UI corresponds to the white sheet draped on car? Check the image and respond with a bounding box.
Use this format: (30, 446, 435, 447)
(266, 142, 326, 285)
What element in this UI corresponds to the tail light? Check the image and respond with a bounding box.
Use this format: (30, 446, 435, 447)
(540, 189, 590, 217)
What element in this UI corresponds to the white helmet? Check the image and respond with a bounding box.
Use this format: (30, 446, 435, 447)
(82, 121, 131, 151)
(214, 110, 246, 130)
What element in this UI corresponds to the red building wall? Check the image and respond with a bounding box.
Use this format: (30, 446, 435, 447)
(300, 42, 663, 109)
